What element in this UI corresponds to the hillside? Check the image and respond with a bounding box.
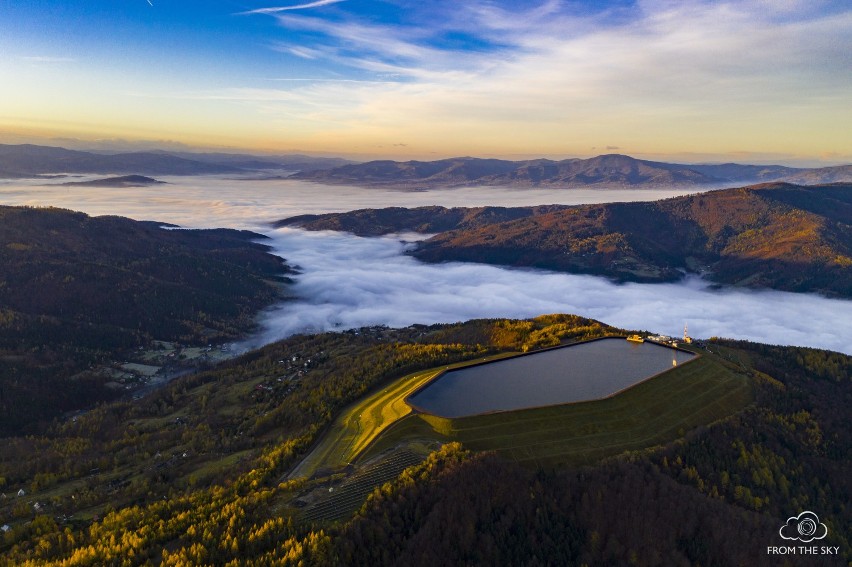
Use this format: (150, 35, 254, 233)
(0, 144, 354, 178)
(282, 182, 852, 297)
(149, 150, 352, 172)
(778, 164, 852, 185)
(0, 144, 241, 176)
(58, 175, 165, 187)
(0, 317, 848, 565)
(274, 204, 571, 236)
(292, 153, 852, 189)
(0, 206, 294, 434)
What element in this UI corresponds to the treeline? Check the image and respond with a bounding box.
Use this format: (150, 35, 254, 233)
(0, 206, 293, 434)
(0, 320, 526, 563)
(651, 340, 851, 556)
(416, 313, 615, 351)
(324, 444, 781, 566)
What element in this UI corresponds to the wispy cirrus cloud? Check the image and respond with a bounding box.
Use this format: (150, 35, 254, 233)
(239, 0, 347, 15)
(234, 0, 851, 158)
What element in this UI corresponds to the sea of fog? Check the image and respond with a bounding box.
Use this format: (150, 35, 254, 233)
(2, 175, 850, 355)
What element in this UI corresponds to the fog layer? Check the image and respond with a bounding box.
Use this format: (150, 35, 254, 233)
(2, 176, 850, 354)
(0, 176, 700, 229)
(250, 229, 852, 355)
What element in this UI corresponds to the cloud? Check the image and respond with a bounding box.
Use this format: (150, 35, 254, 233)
(227, 0, 851, 158)
(3, 175, 850, 354)
(243, 228, 852, 356)
(240, 0, 347, 15)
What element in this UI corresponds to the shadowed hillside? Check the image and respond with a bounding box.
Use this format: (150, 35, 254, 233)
(275, 204, 571, 236)
(0, 206, 294, 434)
(280, 182, 852, 297)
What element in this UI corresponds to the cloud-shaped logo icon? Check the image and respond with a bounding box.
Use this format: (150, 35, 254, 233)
(779, 511, 828, 543)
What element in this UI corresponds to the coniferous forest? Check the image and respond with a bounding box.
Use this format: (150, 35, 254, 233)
(0, 206, 293, 434)
(0, 313, 849, 565)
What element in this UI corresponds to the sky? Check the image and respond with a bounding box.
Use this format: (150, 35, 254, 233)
(1, 0, 850, 163)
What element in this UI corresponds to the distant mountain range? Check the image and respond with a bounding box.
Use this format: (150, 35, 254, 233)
(0, 144, 352, 178)
(277, 182, 852, 298)
(3, 143, 849, 188)
(292, 154, 852, 189)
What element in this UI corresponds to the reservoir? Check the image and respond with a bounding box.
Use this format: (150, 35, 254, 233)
(407, 337, 696, 418)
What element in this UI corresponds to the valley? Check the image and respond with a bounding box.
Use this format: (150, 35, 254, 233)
(4, 0, 851, 562)
(0, 179, 849, 565)
(0, 205, 295, 434)
(280, 182, 852, 298)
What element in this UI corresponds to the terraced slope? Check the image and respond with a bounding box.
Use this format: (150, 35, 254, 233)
(288, 353, 516, 479)
(298, 450, 425, 524)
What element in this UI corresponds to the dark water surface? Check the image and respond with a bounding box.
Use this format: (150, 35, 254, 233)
(407, 338, 696, 417)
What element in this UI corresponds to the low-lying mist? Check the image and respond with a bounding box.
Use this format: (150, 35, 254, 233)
(246, 229, 852, 355)
(0, 176, 702, 229)
(2, 175, 849, 354)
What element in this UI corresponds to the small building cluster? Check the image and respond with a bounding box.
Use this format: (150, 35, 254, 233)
(646, 335, 679, 347)
(647, 324, 693, 347)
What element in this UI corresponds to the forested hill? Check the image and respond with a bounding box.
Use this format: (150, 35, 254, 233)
(280, 182, 852, 297)
(274, 204, 571, 236)
(0, 144, 240, 177)
(0, 317, 848, 565)
(58, 175, 165, 188)
(0, 206, 294, 434)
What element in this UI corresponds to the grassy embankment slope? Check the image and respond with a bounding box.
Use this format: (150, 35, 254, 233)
(293, 345, 752, 475)
(412, 354, 750, 466)
(289, 352, 518, 478)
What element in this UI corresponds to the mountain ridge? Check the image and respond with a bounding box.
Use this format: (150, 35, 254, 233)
(292, 153, 851, 188)
(277, 182, 852, 297)
(0, 205, 295, 433)
(0, 144, 353, 177)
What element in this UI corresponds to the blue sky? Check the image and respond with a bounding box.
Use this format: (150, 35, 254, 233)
(0, 1, 850, 163)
